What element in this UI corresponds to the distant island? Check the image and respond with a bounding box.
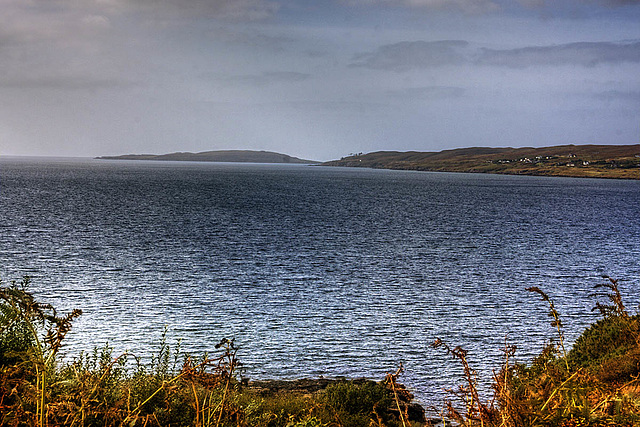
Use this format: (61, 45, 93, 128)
(96, 150, 319, 164)
(323, 144, 640, 179)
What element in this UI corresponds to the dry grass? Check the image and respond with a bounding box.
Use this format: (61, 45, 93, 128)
(3, 275, 640, 426)
(432, 277, 640, 427)
(1, 277, 424, 427)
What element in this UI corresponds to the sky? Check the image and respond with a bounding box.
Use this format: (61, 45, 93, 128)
(1, 0, 639, 161)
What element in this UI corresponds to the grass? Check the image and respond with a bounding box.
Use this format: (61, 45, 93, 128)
(2, 275, 640, 426)
(0, 277, 421, 427)
(432, 277, 640, 426)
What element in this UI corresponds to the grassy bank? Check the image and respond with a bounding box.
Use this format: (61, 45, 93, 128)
(1, 277, 639, 426)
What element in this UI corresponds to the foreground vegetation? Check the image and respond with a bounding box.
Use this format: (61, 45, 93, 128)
(0, 278, 422, 427)
(1, 276, 639, 426)
(431, 279, 640, 426)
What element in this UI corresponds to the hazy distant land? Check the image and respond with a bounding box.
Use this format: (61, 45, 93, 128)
(323, 144, 640, 179)
(96, 150, 319, 164)
(97, 145, 639, 179)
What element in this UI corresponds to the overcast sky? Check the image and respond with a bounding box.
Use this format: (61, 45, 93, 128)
(1, 0, 639, 161)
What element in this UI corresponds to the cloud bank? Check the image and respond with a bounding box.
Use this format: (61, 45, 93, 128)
(0, 0, 639, 159)
(351, 40, 469, 71)
(478, 41, 640, 68)
(343, 0, 500, 14)
(352, 40, 640, 71)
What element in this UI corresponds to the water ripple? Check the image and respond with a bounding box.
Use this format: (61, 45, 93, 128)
(1, 158, 638, 405)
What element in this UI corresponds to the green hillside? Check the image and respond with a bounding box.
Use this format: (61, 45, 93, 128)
(324, 144, 640, 179)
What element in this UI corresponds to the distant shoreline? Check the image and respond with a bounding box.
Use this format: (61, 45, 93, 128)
(321, 144, 640, 180)
(96, 149, 320, 165)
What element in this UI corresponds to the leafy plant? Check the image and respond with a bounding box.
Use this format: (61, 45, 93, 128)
(0, 276, 82, 426)
(568, 277, 640, 383)
(435, 279, 640, 427)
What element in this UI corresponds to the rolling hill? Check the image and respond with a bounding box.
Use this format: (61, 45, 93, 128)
(96, 150, 319, 164)
(323, 144, 640, 179)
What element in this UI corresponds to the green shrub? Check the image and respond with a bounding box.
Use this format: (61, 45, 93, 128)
(0, 311, 33, 366)
(324, 379, 400, 427)
(324, 380, 389, 414)
(566, 277, 640, 384)
(567, 315, 640, 381)
(238, 391, 327, 427)
(0, 278, 38, 366)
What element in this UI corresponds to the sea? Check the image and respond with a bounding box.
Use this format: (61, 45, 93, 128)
(1, 156, 638, 406)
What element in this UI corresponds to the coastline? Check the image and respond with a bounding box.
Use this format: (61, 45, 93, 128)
(321, 144, 640, 180)
(320, 162, 640, 180)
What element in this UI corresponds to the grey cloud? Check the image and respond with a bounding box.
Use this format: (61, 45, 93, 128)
(591, 0, 640, 6)
(1, 0, 279, 28)
(0, 2, 124, 52)
(517, 0, 546, 7)
(109, 0, 281, 21)
(99, 0, 280, 21)
(594, 90, 640, 101)
(226, 71, 311, 86)
(350, 39, 640, 73)
(405, 0, 499, 13)
(386, 86, 466, 99)
(0, 76, 139, 91)
(478, 41, 640, 68)
(206, 28, 295, 51)
(350, 40, 469, 71)
(343, 0, 500, 14)
(517, 0, 639, 9)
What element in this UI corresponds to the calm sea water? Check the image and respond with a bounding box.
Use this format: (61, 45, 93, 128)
(1, 157, 639, 405)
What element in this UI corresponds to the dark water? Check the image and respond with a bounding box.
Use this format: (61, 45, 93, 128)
(1, 157, 639, 405)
